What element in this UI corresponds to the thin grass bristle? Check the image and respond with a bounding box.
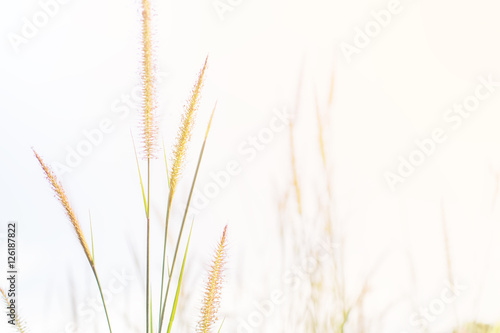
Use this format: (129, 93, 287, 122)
(32, 149, 94, 268)
(289, 118, 302, 215)
(169, 56, 208, 195)
(328, 70, 335, 107)
(314, 92, 327, 169)
(141, 0, 159, 159)
(197, 225, 227, 333)
(1, 287, 28, 333)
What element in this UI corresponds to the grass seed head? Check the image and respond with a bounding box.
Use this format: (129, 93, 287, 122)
(197, 225, 228, 333)
(33, 149, 94, 268)
(169, 56, 208, 195)
(140, 0, 159, 159)
(1, 287, 29, 333)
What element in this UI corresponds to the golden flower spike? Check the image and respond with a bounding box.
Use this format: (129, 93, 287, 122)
(170, 56, 209, 197)
(141, 0, 159, 160)
(33, 149, 113, 333)
(33, 149, 94, 267)
(197, 225, 228, 333)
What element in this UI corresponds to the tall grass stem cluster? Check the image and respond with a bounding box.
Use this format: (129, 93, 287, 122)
(29, 2, 228, 333)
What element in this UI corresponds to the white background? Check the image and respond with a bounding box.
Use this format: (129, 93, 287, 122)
(2, 0, 500, 332)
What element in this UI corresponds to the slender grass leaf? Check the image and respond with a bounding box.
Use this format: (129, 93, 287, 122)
(167, 223, 194, 333)
(217, 317, 226, 333)
(159, 102, 217, 331)
(89, 211, 95, 262)
(131, 131, 149, 218)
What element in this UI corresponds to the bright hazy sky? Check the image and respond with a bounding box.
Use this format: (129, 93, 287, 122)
(2, 0, 500, 332)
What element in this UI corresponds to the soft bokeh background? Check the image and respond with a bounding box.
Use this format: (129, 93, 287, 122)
(2, 0, 500, 332)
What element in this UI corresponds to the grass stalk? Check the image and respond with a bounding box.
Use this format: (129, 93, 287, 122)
(140, 0, 158, 328)
(33, 149, 113, 333)
(158, 104, 216, 332)
(289, 118, 302, 216)
(91, 265, 113, 333)
(166, 223, 194, 333)
(158, 58, 208, 330)
(290, 62, 304, 216)
(146, 158, 151, 333)
(158, 195, 172, 328)
(158, 140, 172, 321)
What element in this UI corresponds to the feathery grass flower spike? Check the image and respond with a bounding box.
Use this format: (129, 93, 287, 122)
(158, 103, 217, 331)
(169, 56, 208, 197)
(33, 149, 113, 333)
(140, 1, 159, 332)
(33, 149, 93, 267)
(160, 59, 208, 319)
(1, 287, 28, 333)
(140, 0, 159, 160)
(197, 225, 228, 333)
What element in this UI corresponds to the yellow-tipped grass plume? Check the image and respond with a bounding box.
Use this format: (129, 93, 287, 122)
(197, 225, 228, 333)
(169, 56, 208, 196)
(315, 92, 327, 170)
(33, 149, 113, 332)
(290, 64, 303, 216)
(33, 149, 94, 268)
(1, 287, 28, 333)
(140, 0, 158, 159)
(289, 118, 303, 216)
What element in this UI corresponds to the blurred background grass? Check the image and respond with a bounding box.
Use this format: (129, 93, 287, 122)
(2, 0, 500, 332)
